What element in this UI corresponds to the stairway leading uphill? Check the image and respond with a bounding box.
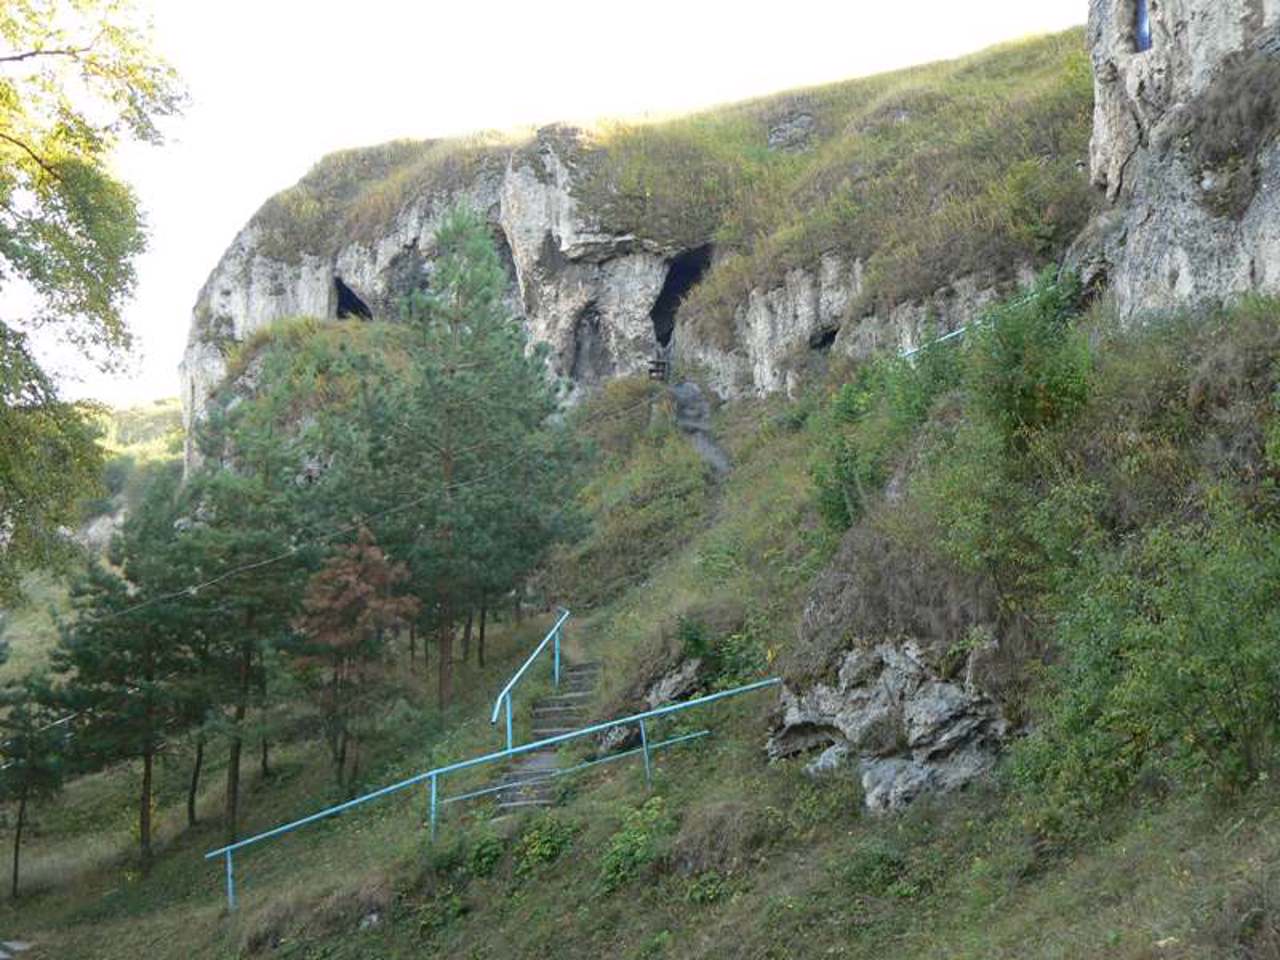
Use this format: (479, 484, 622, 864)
(494, 661, 602, 812)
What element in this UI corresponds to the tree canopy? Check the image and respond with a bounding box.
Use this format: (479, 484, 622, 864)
(0, 0, 183, 600)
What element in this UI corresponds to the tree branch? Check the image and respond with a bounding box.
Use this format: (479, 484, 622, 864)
(0, 45, 93, 64)
(0, 132, 61, 181)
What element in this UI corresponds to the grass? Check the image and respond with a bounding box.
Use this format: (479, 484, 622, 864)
(252, 133, 523, 264)
(575, 30, 1097, 347)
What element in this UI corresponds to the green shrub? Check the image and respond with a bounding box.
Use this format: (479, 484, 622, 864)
(470, 833, 504, 878)
(1012, 503, 1280, 834)
(963, 270, 1089, 446)
(684, 871, 727, 905)
(838, 839, 906, 896)
(514, 814, 576, 877)
(811, 333, 963, 531)
(598, 796, 677, 893)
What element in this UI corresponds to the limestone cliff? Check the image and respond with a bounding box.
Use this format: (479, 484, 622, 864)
(1075, 0, 1280, 314)
(180, 32, 1098, 463)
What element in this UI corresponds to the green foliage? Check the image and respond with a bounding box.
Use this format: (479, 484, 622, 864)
(0, 0, 183, 356)
(514, 813, 576, 877)
(1012, 504, 1280, 833)
(811, 326, 962, 530)
(0, 672, 66, 898)
(675, 614, 767, 689)
(0, 327, 103, 602)
(963, 270, 1089, 445)
(469, 833, 504, 878)
(684, 870, 727, 905)
(598, 796, 677, 893)
(838, 838, 907, 896)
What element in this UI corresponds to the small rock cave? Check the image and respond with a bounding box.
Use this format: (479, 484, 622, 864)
(809, 326, 839, 351)
(650, 245, 713, 348)
(334, 276, 373, 321)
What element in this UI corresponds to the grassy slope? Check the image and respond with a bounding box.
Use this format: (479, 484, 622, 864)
(10, 292, 1280, 959)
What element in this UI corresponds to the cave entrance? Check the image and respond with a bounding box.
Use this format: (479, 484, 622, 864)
(650, 245, 712, 348)
(1135, 0, 1152, 51)
(334, 276, 373, 321)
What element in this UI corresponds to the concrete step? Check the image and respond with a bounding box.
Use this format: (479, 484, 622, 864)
(532, 728, 575, 738)
(538, 692, 594, 705)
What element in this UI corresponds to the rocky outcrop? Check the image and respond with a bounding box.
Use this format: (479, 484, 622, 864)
(181, 128, 681, 468)
(1077, 0, 1280, 316)
(768, 641, 1008, 813)
(680, 255, 1030, 400)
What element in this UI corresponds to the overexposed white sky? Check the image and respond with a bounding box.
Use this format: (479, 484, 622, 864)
(52, 0, 1086, 406)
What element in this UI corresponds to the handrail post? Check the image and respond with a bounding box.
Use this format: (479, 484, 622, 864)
(504, 693, 513, 752)
(429, 773, 438, 842)
(639, 718, 652, 787)
(553, 625, 561, 688)
(225, 851, 236, 911)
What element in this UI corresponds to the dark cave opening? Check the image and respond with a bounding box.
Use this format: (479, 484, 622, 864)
(809, 326, 839, 351)
(334, 276, 373, 321)
(650, 245, 713, 348)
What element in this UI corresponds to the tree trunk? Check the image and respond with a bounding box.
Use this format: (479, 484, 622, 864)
(187, 736, 204, 827)
(408, 622, 417, 672)
(225, 733, 242, 845)
(462, 610, 474, 663)
(140, 747, 154, 874)
(260, 736, 271, 779)
(224, 642, 252, 844)
(514, 595, 523, 624)
(438, 617, 454, 709)
(11, 786, 26, 900)
(478, 601, 487, 668)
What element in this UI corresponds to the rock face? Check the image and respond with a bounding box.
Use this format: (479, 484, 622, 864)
(680, 259, 1027, 399)
(180, 127, 1028, 467)
(768, 641, 1008, 813)
(1078, 0, 1280, 316)
(181, 129, 680, 468)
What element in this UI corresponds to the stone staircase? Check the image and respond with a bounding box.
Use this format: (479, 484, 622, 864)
(495, 661, 602, 813)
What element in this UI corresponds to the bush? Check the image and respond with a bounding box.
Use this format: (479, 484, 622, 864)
(514, 814, 576, 877)
(963, 270, 1089, 446)
(811, 331, 963, 531)
(470, 833, 504, 878)
(1011, 503, 1280, 834)
(838, 838, 907, 896)
(598, 796, 677, 893)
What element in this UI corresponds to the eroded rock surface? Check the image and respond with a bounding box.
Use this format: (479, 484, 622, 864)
(1077, 0, 1280, 316)
(769, 641, 1008, 813)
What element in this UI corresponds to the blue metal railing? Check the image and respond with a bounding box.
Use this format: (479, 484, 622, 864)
(490, 607, 571, 750)
(203, 676, 780, 911)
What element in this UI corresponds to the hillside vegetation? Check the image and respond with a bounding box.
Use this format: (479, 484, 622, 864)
(5, 29, 1280, 960)
(6, 281, 1278, 959)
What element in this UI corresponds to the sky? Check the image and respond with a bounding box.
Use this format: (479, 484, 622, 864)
(46, 0, 1086, 406)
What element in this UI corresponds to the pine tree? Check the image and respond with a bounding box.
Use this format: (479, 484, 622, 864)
(55, 561, 188, 873)
(0, 674, 65, 900)
(294, 526, 418, 791)
(389, 205, 583, 706)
